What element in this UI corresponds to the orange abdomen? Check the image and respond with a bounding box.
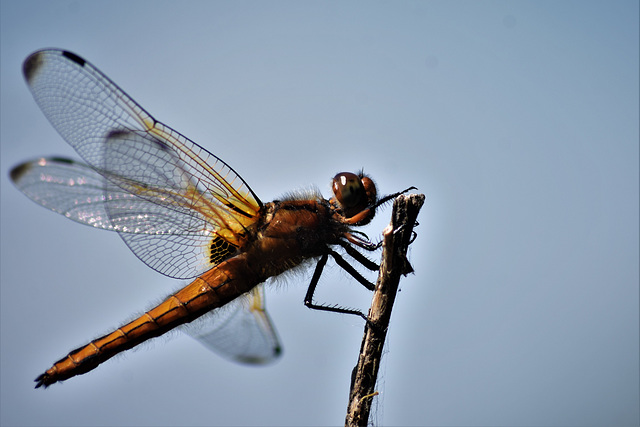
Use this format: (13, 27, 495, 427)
(35, 255, 259, 388)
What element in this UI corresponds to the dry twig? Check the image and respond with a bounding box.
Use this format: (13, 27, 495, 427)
(345, 193, 425, 426)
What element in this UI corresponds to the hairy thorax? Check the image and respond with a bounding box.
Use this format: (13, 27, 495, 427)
(241, 199, 345, 280)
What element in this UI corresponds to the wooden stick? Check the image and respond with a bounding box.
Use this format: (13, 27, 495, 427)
(345, 193, 425, 426)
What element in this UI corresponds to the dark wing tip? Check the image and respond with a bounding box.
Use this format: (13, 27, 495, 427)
(9, 162, 33, 183)
(49, 157, 75, 165)
(105, 128, 132, 140)
(22, 51, 45, 84)
(10, 157, 78, 183)
(61, 50, 86, 67)
(273, 344, 283, 357)
(23, 50, 87, 84)
(233, 343, 283, 365)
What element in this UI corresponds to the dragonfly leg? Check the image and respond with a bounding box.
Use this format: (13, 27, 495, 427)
(343, 231, 381, 251)
(328, 249, 375, 291)
(304, 252, 368, 320)
(338, 241, 379, 271)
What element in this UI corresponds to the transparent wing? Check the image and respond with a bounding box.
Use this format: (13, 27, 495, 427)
(11, 157, 214, 278)
(183, 285, 282, 364)
(11, 157, 282, 362)
(18, 49, 263, 279)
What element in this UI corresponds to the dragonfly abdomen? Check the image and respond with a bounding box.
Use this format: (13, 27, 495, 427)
(35, 255, 260, 388)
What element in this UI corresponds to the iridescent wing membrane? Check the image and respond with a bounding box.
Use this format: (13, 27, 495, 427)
(20, 50, 261, 279)
(12, 49, 280, 364)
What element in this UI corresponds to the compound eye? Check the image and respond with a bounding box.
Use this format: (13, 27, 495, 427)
(332, 172, 364, 209)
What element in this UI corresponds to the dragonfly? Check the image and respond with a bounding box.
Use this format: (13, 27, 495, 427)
(10, 49, 413, 389)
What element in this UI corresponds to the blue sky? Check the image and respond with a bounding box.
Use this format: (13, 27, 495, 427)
(1, 1, 638, 425)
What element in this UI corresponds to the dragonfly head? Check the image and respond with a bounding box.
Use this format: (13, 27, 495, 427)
(331, 172, 377, 225)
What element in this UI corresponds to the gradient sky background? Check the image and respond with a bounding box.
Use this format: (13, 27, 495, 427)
(1, 1, 638, 426)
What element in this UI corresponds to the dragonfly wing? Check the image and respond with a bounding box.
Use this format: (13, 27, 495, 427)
(10, 157, 212, 279)
(11, 157, 127, 231)
(23, 49, 261, 217)
(183, 285, 282, 364)
(18, 49, 264, 277)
